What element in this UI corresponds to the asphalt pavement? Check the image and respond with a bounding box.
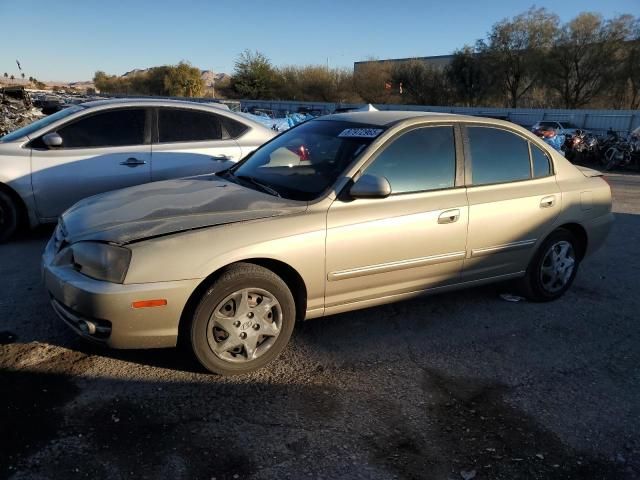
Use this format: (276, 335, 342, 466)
(1, 173, 639, 480)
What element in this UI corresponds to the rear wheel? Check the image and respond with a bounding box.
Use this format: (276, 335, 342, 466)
(518, 229, 580, 302)
(189, 263, 296, 375)
(0, 190, 18, 243)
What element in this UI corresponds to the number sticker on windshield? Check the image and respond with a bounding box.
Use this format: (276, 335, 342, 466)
(338, 128, 384, 138)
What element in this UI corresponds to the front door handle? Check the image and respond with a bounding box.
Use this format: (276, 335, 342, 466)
(120, 157, 147, 167)
(438, 209, 460, 224)
(211, 155, 230, 161)
(540, 195, 556, 208)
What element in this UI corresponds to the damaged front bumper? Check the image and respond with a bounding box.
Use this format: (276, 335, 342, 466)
(42, 239, 201, 349)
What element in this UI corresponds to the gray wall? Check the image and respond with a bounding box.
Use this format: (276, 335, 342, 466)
(240, 99, 640, 135)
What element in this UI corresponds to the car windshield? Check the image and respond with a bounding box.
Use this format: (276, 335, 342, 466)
(0, 105, 84, 143)
(226, 120, 386, 201)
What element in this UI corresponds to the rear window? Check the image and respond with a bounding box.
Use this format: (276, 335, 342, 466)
(530, 143, 552, 177)
(221, 116, 249, 138)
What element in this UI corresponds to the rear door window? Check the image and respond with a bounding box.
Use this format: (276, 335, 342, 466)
(158, 108, 223, 143)
(467, 127, 531, 185)
(56, 109, 146, 148)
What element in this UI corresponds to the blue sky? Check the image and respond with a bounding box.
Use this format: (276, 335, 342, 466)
(1, 0, 637, 82)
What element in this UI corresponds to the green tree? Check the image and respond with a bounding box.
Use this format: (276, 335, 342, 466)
(163, 62, 204, 97)
(231, 50, 278, 99)
(2, 72, 7, 78)
(479, 7, 559, 107)
(10, 75, 14, 80)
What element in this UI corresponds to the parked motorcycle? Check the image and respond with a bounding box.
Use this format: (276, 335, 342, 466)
(563, 129, 599, 164)
(603, 136, 640, 171)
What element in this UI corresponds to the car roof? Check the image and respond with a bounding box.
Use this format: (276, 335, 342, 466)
(317, 110, 517, 129)
(80, 97, 229, 110)
(78, 98, 272, 132)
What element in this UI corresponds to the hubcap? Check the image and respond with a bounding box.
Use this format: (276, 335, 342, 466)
(540, 240, 576, 293)
(206, 288, 282, 363)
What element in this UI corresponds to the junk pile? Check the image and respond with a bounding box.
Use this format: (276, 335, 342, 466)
(240, 111, 314, 132)
(0, 87, 44, 136)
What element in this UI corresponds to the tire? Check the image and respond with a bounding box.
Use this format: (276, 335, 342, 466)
(517, 229, 581, 302)
(0, 190, 18, 243)
(189, 263, 296, 375)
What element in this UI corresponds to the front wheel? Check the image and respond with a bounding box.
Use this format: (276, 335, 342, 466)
(189, 263, 296, 375)
(517, 229, 580, 302)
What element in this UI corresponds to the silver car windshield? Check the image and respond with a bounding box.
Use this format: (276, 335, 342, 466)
(0, 105, 84, 143)
(227, 120, 386, 201)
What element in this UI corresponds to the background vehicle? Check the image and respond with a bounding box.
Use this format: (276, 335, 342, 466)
(43, 112, 613, 375)
(531, 120, 582, 137)
(534, 125, 565, 153)
(0, 99, 275, 241)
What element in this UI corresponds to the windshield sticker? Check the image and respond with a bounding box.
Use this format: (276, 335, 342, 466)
(338, 128, 384, 138)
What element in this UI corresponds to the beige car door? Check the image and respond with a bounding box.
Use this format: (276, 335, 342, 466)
(461, 125, 561, 282)
(324, 125, 469, 313)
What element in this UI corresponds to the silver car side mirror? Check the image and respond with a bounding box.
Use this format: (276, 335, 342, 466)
(349, 174, 392, 199)
(42, 132, 63, 148)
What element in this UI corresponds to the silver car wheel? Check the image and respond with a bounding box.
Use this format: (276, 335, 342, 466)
(206, 288, 282, 363)
(539, 240, 576, 293)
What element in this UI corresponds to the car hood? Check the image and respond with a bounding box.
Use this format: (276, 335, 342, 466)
(60, 175, 308, 245)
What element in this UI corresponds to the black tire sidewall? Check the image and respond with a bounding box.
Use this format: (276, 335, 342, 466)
(190, 265, 296, 375)
(523, 229, 580, 302)
(0, 191, 18, 243)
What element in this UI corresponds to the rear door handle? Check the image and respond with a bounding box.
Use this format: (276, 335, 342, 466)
(540, 195, 556, 208)
(120, 157, 147, 167)
(438, 209, 460, 224)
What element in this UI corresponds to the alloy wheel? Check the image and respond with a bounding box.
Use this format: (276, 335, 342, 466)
(539, 240, 576, 293)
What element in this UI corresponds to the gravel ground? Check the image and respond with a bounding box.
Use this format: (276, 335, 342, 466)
(1, 173, 639, 480)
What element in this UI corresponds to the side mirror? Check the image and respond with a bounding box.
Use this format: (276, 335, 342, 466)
(42, 132, 63, 148)
(349, 174, 392, 199)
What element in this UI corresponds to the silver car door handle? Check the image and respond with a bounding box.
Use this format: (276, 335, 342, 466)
(438, 209, 460, 224)
(211, 155, 230, 161)
(120, 157, 147, 167)
(540, 195, 556, 208)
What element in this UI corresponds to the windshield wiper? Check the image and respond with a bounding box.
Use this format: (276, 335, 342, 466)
(235, 175, 281, 197)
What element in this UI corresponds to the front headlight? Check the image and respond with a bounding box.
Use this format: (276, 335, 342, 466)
(71, 242, 131, 284)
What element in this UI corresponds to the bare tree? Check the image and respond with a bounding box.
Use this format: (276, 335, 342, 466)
(479, 7, 559, 107)
(446, 46, 492, 106)
(545, 13, 634, 108)
(391, 60, 450, 105)
(353, 60, 396, 104)
(620, 18, 640, 109)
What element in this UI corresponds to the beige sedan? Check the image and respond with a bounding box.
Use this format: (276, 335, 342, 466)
(42, 112, 613, 375)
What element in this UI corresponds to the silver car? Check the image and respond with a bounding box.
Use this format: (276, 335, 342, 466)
(0, 99, 275, 241)
(42, 111, 613, 375)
